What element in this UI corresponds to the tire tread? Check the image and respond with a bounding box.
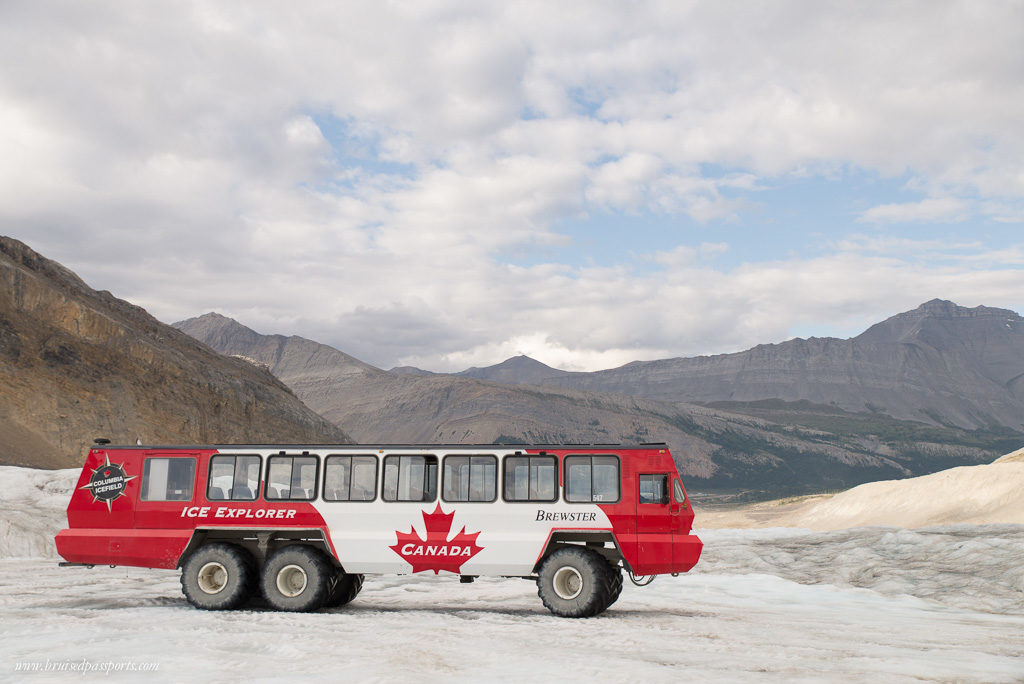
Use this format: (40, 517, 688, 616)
(180, 543, 254, 611)
(324, 572, 364, 608)
(260, 544, 332, 612)
(537, 547, 615, 618)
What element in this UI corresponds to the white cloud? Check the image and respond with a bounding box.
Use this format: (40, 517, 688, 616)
(980, 200, 1024, 224)
(1, 1, 1023, 371)
(284, 116, 327, 150)
(651, 243, 729, 267)
(859, 198, 971, 224)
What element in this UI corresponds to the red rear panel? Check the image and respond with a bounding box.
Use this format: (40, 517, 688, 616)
(56, 447, 334, 569)
(57, 448, 199, 568)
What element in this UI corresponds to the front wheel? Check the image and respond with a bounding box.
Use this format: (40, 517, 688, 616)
(537, 547, 615, 618)
(180, 543, 255, 610)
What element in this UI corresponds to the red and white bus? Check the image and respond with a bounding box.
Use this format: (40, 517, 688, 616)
(56, 441, 702, 617)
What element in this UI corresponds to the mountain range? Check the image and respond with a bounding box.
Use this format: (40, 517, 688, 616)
(405, 300, 1024, 432)
(175, 308, 1022, 495)
(0, 237, 350, 468)
(2, 232, 1018, 495)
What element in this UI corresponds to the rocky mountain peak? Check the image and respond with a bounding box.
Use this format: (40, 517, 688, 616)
(912, 298, 1019, 319)
(389, 366, 436, 376)
(856, 299, 1023, 348)
(190, 311, 236, 324)
(173, 313, 384, 382)
(456, 354, 568, 385)
(916, 298, 961, 315)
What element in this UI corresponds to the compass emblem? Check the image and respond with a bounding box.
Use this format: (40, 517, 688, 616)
(79, 454, 136, 512)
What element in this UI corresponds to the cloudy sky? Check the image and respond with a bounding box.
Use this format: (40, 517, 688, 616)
(2, 1, 1023, 371)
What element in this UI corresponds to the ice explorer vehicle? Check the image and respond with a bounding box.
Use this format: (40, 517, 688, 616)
(56, 442, 702, 617)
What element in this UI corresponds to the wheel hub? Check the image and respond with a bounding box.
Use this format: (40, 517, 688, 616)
(197, 561, 228, 595)
(276, 564, 308, 597)
(552, 566, 584, 600)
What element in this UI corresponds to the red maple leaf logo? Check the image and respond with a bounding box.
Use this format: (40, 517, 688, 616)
(389, 503, 484, 574)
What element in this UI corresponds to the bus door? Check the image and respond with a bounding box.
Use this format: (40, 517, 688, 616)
(635, 473, 674, 575)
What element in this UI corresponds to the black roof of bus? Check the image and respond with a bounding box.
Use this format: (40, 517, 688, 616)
(93, 442, 668, 450)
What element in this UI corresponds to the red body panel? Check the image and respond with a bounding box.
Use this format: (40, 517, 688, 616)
(536, 447, 701, 575)
(55, 528, 193, 569)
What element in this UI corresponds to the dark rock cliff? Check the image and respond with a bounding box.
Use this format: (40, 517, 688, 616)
(0, 236, 351, 468)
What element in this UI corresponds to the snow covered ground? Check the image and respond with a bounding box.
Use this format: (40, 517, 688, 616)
(790, 450, 1024, 530)
(699, 448, 1024, 531)
(0, 466, 78, 559)
(2, 466, 1023, 682)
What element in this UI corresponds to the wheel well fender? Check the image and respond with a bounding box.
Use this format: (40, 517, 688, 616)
(176, 528, 341, 570)
(533, 530, 632, 574)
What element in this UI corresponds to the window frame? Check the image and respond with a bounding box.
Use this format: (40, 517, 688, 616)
(501, 454, 559, 503)
(381, 454, 439, 503)
(322, 454, 379, 502)
(563, 454, 622, 504)
(206, 454, 261, 502)
(140, 456, 197, 502)
(441, 454, 498, 504)
(263, 453, 320, 502)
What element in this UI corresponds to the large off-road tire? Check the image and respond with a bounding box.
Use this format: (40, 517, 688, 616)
(260, 545, 332, 612)
(537, 547, 616, 618)
(324, 571, 364, 608)
(180, 543, 255, 611)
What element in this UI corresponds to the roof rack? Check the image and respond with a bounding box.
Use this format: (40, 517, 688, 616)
(93, 442, 670, 450)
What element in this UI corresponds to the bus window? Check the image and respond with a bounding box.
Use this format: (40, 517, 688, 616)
(382, 455, 438, 502)
(638, 474, 669, 504)
(324, 455, 378, 502)
(207, 455, 260, 501)
(141, 457, 196, 501)
(672, 478, 686, 504)
(503, 455, 557, 502)
(443, 455, 497, 502)
(265, 454, 319, 501)
(565, 455, 620, 503)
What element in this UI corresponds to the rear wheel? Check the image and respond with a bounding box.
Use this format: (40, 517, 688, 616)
(261, 545, 332, 612)
(537, 547, 615, 618)
(324, 571, 364, 608)
(180, 543, 254, 611)
(600, 565, 624, 611)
